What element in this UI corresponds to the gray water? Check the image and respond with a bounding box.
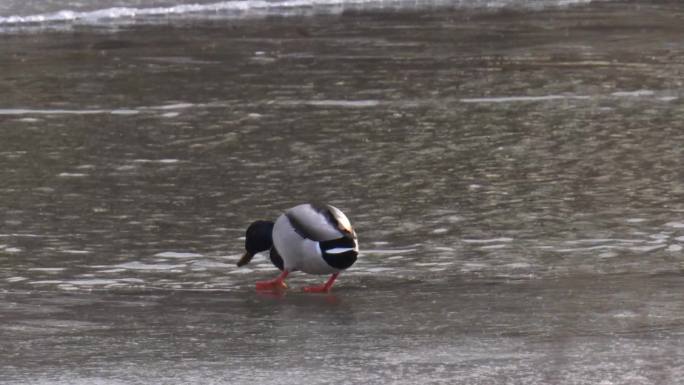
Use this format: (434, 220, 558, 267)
(2, 1, 684, 383)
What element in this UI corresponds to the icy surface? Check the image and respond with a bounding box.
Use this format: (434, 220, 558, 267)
(2, 1, 684, 383)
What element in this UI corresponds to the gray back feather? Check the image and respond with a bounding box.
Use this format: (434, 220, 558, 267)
(285, 203, 349, 242)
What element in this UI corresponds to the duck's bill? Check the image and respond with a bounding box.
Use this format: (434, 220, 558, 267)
(237, 252, 254, 267)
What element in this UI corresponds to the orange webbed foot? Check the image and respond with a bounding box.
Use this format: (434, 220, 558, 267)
(302, 273, 339, 294)
(255, 270, 289, 291)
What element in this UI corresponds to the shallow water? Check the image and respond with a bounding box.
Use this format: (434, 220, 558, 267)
(2, 0, 684, 383)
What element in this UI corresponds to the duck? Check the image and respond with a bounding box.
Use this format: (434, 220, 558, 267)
(237, 203, 358, 293)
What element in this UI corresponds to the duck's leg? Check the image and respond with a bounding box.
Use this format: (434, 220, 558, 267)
(256, 270, 289, 290)
(303, 272, 339, 293)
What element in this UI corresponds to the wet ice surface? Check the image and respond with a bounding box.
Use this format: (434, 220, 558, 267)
(4, 275, 684, 384)
(2, 1, 684, 383)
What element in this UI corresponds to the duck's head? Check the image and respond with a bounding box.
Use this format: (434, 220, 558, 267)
(237, 220, 274, 267)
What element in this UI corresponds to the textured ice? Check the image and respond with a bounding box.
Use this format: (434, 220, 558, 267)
(154, 251, 203, 258)
(151, 103, 196, 110)
(629, 244, 668, 252)
(479, 244, 508, 250)
(58, 172, 88, 178)
(2, 3, 684, 384)
(0, 108, 110, 115)
(133, 159, 181, 164)
(666, 245, 683, 252)
(611, 90, 655, 97)
(64, 279, 123, 286)
(362, 248, 418, 255)
(115, 261, 186, 270)
(460, 95, 591, 103)
(306, 99, 381, 107)
(625, 218, 647, 223)
(462, 238, 514, 244)
(28, 267, 66, 272)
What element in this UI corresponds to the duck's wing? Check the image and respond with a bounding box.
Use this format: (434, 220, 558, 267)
(285, 203, 355, 242)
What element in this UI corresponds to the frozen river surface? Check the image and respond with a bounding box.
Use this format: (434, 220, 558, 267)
(2, 0, 684, 383)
